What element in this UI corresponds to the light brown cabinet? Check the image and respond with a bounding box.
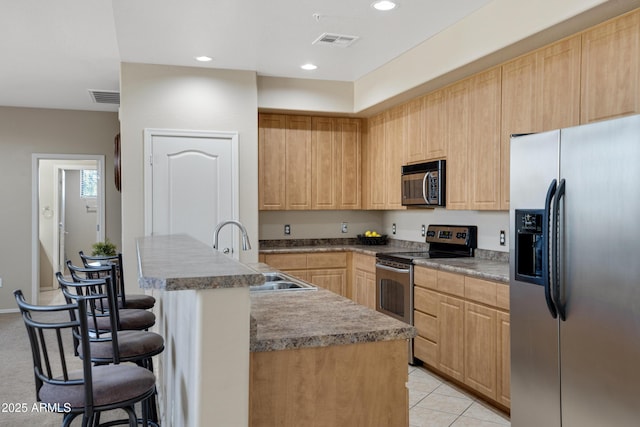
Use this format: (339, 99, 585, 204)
(404, 91, 447, 165)
(363, 107, 405, 210)
(263, 252, 348, 297)
(311, 117, 362, 210)
(581, 10, 640, 124)
(352, 252, 376, 310)
(501, 35, 581, 209)
(258, 114, 287, 210)
(413, 266, 510, 409)
(259, 114, 311, 210)
(259, 114, 361, 211)
(446, 68, 502, 210)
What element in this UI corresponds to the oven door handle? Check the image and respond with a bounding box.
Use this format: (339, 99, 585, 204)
(375, 263, 411, 274)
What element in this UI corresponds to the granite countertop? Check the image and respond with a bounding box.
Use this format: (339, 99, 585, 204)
(413, 257, 509, 283)
(259, 240, 510, 283)
(136, 234, 265, 291)
(249, 287, 416, 352)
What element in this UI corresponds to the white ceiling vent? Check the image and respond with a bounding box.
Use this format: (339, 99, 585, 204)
(312, 32, 359, 48)
(88, 89, 120, 105)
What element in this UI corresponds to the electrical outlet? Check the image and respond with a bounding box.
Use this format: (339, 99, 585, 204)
(500, 230, 506, 246)
(341, 222, 348, 233)
(421, 224, 426, 237)
(392, 223, 396, 235)
(284, 224, 291, 235)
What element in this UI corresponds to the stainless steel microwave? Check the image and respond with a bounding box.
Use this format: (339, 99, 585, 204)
(401, 160, 445, 207)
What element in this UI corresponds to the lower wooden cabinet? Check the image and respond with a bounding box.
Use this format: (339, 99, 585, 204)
(263, 252, 348, 297)
(352, 252, 376, 309)
(413, 266, 510, 409)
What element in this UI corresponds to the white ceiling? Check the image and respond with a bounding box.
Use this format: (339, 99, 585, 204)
(1, 0, 492, 112)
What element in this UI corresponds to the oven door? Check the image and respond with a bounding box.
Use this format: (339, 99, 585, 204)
(375, 261, 413, 325)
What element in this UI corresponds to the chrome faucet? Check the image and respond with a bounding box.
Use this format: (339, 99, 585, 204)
(213, 220, 252, 252)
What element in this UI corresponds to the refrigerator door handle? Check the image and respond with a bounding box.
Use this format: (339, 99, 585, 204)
(552, 178, 567, 321)
(544, 179, 558, 319)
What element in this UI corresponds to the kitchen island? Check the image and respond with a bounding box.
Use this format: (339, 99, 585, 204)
(137, 234, 415, 427)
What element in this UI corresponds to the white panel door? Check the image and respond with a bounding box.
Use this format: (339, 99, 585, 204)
(147, 130, 238, 257)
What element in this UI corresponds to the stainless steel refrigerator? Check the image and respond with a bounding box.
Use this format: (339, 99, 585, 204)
(510, 114, 640, 427)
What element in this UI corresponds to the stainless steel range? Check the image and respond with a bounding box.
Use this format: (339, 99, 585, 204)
(375, 224, 477, 364)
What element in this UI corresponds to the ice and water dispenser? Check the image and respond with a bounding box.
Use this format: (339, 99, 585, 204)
(515, 209, 546, 285)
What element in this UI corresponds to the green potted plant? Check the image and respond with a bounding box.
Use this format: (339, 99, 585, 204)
(91, 238, 117, 257)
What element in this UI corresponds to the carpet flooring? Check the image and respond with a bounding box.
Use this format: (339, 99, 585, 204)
(0, 290, 148, 427)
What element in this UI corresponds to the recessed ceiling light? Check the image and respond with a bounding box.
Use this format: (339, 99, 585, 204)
(372, 0, 397, 11)
(301, 63, 318, 71)
(195, 56, 213, 62)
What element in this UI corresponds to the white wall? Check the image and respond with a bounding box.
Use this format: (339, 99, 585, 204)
(353, 0, 610, 112)
(119, 63, 259, 286)
(0, 107, 120, 312)
(259, 209, 509, 252)
(383, 210, 509, 253)
(119, 63, 258, 426)
(259, 210, 383, 240)
(258, 76, 354, 114)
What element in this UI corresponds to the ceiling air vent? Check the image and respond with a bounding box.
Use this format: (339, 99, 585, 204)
(88, 89, 120, 105)
(312, 32, 359, 48)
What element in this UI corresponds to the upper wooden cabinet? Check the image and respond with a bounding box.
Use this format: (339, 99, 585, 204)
(446, 68, 501, 210)
(258, 114, 287, 210)
(259, 114, 362, 211)
(404, 91, 447, 165)
(362, 110, 405, 210)
(501, 35, 581, 209)
(258, 114, 311, 210)
(581, 10, 640, 124)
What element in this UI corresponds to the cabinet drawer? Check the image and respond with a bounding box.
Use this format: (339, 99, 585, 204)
(496, 284, 510, 311)
(414, 287, 438, 316)
(307, 252, 347, 268)
(414, 310, 438, 342)
(437, 271, 465, 297)
(352, 253, 376, 273)
(465, 276, 497, 306)
(414, 336, 438, 367)
(264, 253, 307, 269)
(414, 267, 437, 290)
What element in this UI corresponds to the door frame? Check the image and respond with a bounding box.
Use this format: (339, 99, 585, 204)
(31, 154, 105, 303)
(52, 163, 102, 280)
(143, 128, 239, 238)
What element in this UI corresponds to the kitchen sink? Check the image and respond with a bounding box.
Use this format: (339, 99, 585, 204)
(250, 272, 317, 292)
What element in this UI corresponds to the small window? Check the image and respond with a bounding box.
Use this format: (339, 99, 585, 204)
(81, 169, 98, 198)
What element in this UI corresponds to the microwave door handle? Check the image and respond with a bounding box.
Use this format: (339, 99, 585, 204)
(423, 172, 432, 205)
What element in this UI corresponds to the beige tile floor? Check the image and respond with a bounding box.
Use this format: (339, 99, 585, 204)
(408, 365, 510, 427)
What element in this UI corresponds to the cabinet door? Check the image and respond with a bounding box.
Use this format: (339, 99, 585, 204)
(445, 79, 471, 209)
(537, 35, 581, 131)
(437, 295, 465, 381)
(308, 268, 347, 296)
(469, 67, 502, 210)
(384, 105, 406, 209)
(354, 269, 376, 309)
(405, 96, 425, 164)
(365, 113, 386, 209)
(424, 90, 448, 160)
(497, 311, 511, 407)
(337, 118, 362, 209)
(464, 302, 497, 400)
(501, 53, 537, 211)
(581, 10, 640, 123)
(311, 117, 338, 209)
(285, 116, 312, 210)
(258, 114, 287, 210)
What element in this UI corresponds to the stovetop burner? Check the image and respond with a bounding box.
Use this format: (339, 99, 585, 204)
(376, 225, 477, 264)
